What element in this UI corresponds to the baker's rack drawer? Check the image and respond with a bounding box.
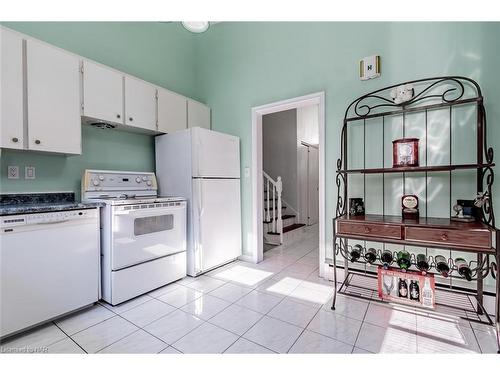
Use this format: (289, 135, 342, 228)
(405, 227, 491, 249)
(337, 221, 401, 240)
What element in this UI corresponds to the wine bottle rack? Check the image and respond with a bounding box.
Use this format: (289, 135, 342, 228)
(331, 76, 500, 353)
(335, 243, 495, 281)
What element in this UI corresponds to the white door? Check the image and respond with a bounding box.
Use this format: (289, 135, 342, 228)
(124, 76, 156, 131)
(0, 28, 24, 150)
(157, 87, 187, 134)
(192, 127, 240, 178)
(192, 178, 241, 273)
(26, 39, 81, 154)
(187, 99, 210, 129)
(307, 146, 319, 225)
(82, 60, 123, 124)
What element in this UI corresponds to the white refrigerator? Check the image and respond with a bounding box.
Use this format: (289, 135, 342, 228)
(155, 127, 241, 276)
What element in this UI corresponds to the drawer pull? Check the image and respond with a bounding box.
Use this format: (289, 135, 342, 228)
(364, 226, 371, 233)
(12, 137, 19, 143)
(441, 233, 449, 241)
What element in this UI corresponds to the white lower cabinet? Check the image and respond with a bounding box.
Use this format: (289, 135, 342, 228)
(188, 99, 211, 129)
(157, 87, 187, 134)
(26, 39, 81, 154)
(0, 28, 24, 150)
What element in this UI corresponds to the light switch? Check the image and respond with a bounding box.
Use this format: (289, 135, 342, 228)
(7, 166, 19, 179)
(25, 166, 36, 179)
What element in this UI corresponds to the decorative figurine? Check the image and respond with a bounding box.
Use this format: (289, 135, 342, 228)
(451, 204, 475, 222)
(390, 83, 415, 104)
(402, 194, 419, 220)
(349, 198, 365, 216)
(393, 138, 419, 167)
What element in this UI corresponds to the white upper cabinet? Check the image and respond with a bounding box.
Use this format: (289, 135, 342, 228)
(0, 28, 24, 150)
(82, 60, 123, 125)
(157, 87, 187, 134)
(124, 76, 156, 131)
(26, 39, 81, 154)
(187, 99, 211, 130)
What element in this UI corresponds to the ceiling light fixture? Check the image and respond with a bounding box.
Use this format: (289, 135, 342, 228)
(181, 21, 210, 33)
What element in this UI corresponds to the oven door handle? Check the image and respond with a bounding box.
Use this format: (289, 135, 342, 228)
(114, 206, 184, 217)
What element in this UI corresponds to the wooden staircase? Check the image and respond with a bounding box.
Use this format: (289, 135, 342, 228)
(263, 172, 306, 245)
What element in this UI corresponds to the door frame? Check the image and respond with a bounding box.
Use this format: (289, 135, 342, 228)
(250, 92, 326, 277)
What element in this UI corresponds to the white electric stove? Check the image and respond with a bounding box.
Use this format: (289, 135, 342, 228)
(82, 169, 187, 305)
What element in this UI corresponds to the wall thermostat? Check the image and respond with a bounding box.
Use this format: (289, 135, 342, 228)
(359, 55, 381, 80)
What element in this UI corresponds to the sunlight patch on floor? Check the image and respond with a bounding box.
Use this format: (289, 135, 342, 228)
(212, 265, 273, 286)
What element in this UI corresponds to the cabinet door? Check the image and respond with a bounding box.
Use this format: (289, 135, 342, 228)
(124, 76, 156, 131)
(187, 99, 211, 129)
(26, 39, 81, 154)
(1, 28, 24, 150)
(157, 87, 187, 134)
(82, 60, 123, 124)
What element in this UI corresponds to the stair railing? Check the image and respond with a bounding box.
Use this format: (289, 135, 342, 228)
(263, 171, 283, 244)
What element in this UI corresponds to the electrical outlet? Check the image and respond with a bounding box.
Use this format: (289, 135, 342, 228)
(25, 166, 36, 180)
(7, 166, 19, 179)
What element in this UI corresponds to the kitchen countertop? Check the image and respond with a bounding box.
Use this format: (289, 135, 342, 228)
(0, 192, 104, 216)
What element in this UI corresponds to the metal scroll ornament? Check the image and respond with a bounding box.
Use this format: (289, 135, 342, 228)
(347, 76, 474, 118)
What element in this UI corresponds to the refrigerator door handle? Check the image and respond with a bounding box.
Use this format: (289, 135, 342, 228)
(196, 180, 204, 273)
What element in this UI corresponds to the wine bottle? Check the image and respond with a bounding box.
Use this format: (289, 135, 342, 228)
(409, 280, 420, 301)
(364, 247, 377, 264)
(349, 244, 362, 262)
(381, 250, 393, 268)
(416, 253, 430, 273)
(435, 255, 450, 277)
(398, 278, 408, 298)
(421, 277, 434, 308)
(455, 257, 472, 281)
(396, 250, 411, 271)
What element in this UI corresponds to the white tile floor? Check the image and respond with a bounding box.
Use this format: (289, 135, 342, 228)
(1, 225, 498, 354)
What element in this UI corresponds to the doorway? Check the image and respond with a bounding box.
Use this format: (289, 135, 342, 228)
(250, 92, 326, 278)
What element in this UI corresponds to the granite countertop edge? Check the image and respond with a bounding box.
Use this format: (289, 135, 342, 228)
(0, 202, 105, 216)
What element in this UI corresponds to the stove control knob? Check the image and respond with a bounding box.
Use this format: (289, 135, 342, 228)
(92, 179, 99, 186)
(135, 177, 141, 183)
(146, 180, 152, 186)
(142, 176, 147, 181)
(99, 175, 105, 181)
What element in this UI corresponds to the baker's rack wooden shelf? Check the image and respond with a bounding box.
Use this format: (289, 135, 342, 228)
(330, 76, 500, 353)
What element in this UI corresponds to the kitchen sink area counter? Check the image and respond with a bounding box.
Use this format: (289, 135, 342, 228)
(0, 192, 104, 215)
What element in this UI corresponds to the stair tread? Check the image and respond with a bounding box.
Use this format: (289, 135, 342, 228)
(263, 214, 296, 224)
(267, 223, 306, 235)
(264, 206, 286, 211)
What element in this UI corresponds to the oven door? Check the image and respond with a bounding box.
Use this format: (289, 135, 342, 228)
(111, 202, 186, 270)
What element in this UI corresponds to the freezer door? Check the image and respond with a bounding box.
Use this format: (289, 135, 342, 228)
(192, 178, 241, 274)
(191, 127, 240, 178)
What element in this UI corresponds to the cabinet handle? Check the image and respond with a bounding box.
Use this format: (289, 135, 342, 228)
(116, 114, 121, 119)
(364, 226, 371, 234)
(35, 139, 41, 145)
(12, 137, 19, 143)
(441, 233, 449, 241)
(129, 117, 133, 122)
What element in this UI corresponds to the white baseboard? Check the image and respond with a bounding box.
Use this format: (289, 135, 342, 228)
(238, 254, 256, 263)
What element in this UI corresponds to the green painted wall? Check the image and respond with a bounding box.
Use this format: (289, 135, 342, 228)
(194, 22, 500, 257)
(0, 22, 197, 198)
(2, 22, 500, 262)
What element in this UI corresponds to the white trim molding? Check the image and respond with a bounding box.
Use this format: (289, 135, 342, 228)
(251, 92, 326, 277)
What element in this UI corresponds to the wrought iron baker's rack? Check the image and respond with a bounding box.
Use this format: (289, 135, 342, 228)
(331, 76, 499, 353)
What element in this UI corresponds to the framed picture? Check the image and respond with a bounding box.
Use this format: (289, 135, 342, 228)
(392, 138, 419, 167)
(349, 198, 365, 216)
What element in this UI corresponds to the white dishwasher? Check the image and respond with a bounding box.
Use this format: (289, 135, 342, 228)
(0, 208, 100, 338)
